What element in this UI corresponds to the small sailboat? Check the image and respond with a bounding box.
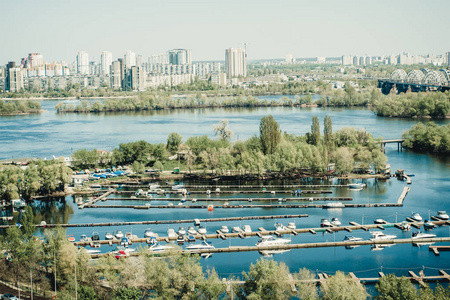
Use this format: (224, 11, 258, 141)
(423, 220, 436, 230)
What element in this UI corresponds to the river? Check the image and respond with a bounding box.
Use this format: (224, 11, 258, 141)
(2, 96, 450, 286)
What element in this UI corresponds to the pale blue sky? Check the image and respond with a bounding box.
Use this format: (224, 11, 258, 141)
(1, 0, 449, 65)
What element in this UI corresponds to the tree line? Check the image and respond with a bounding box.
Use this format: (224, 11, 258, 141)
(0, 159, 71, 201)
(71, 116, 387, 176)
(402, 122, 450, 154)
(1, 220, 449, 300)
(0, 99, 42, 115)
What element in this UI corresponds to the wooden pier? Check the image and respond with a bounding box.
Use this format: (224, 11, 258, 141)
(429, 246, 450, 256)
(82, 202, 402, 209)
(73, 219, 450, 246)
(78, 189, 115, 209)
(116, 189, 333, 195)
(104, 196, 352, 202)
(0, 214, 309, 229)
(397, 187, 410, 205)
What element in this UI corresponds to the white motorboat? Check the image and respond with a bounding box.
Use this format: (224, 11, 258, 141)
(232, 226, 243, 233)
(274, 222, 287, 231)
(323, 202, 345, 209)
(412, 231, 436, 239)
(198, 226, 207, 235)
(256, 235, 291, 247)
(92, 232, 100, 241)
(243, 225, 252, 233)
(287, 222, 296, 230)
(84, 249, 101, 254)
(186, 241, 215, 250)
(172, 184, 184, 190)
(115, 230, 124, 239)
(321, 219, 331, 227)
(148, 243, 174, 252)
(113, 246, 135, 255)
(343, 236, 363, 242)
(436, 211, 449, 220)
(259, 249, 291, 257)
(177, 235, 185, 245)
(187, 226, 197, 235)
(80, 234, 88, 242)
(348, 183, 366, 189)
(178, 226, 186, 236)
(423, 220, 436, 230)
(374, 219, 387, 224)
(399, 221, 411, 231)
(410, 212, 422, 222)
(105, 232, 114, 240)
(167, 228, 177, 238)
(220, 226, 229, 233)
(144, 228, 155, 238)
(370, 231, 397, 241)
(331, 217, 341, 226)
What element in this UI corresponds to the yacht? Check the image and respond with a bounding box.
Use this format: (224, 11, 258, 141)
(220, 226, 229, 234)
(256, 235, 291, 246)
(287, 222, 296, 230)
(323, 202, 345, 209)
(274, 222, 287, 231)
(243, 225, 252, 233)
(321, 219, 331, 227)
(187, 226, 197, 235)
(120, 237, 129, 247)
(186, 241, 215, 250)
(178, 226, 186, 236)
(331, 217, 341, 226)
(144, 228, 155, 238)
(115, 230, 124, 239)
(410, 212, 422, 222)
(84, 249, 101, 254)
(105, 232, 114, 240)
(436, 211, 449, 220)
(198, 226, 207, 235)
(177, 235, 185, 245)
(167, 228, 177, 238)
(412, 231, 436, 239)
(232, 226, 243, 233)
(374, 219, 387, 224)
(370, 231, 397, 241)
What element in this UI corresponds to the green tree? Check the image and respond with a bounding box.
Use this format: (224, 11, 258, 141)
(324, 115, 333, 147)
(376, 274, 417, 300)
(71, 149, 100, 170)
(307, 116, 321, 145)
(113, 287, 141, 300)
(78, 285, 97, 300)
(259, 115, 281, 155)
(322, 271, 368, 300)
(167, 132, 183, 154)
(239, 258, 293, 300)
(295, 268, 319, 300)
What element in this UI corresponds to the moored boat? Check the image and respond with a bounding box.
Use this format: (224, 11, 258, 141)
(348, 183, 366, 189)
(410, 212, 422, 222)
(370, 231, 397, 241)
(80, 234, 88, 242)
(274, 222, 287, 231)
(256, 235, 291, 247)
(243, 225, 252, 233)
(144, 228, 155, 238)
(187, 226, 197, 235)
(115, 230, 124, 239)
(331, 217, 341, 226)
(287, 222, 296, 230)
(423, 220, 436, 230)
(323, 202, 345, 209)
(220, 225, 229, 233)
(178, 226, 186, 236)
(321, 219, 331, 227)
(105, 232, 114, 240)
(412, 231, 436, 239)
(344, 236, 363, 242)
(167, 228, 177, 238)
(436, 211, 449, 220)
(198, 225, 207, 235)
(186, 240, 215, 250)
(232, 226, 243, 233)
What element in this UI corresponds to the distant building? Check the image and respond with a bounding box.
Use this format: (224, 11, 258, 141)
(342, 55, 353, 65)
(27, 53, 44, 68)
(127, 66, 146, 91)
(447, 52, 450, 66)
(76, 51, 89, 74)
(124, 50, 136, 68)
(110, 61, 122, 89)
(136, 55, 143, 68)
(5, 63, 24, 92)
(209, 72, 227, 86)
(316, 57, 326, 64)
(148, 53, 168, 64)
(101, 51, 112, 75)
(285, 53, 294, 64)
(225, 48, 246, 78)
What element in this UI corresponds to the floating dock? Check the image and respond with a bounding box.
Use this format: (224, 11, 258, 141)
(104, 196, 352, 202)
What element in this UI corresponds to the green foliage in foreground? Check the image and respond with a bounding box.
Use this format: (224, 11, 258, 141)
(0, 159, 71, 200)
(402, 122, 450, 154)
(0, 99, 41, 115)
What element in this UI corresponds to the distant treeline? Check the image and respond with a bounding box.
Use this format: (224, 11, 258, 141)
(55, 95, 315, 113)
(375, 91, 450, 118)
(0, 99, 41, 115)
(403, 122, 450, 154)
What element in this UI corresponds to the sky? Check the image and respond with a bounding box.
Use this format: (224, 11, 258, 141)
(1, 0, 449, 65)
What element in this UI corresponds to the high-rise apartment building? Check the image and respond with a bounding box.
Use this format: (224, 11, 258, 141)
(342, 55, 353, 65)
(168, 49, 192, 65)
(285, 53, 294, 64)
(76, 51, 89, 74)
(27, 53, 44, 68)
(5, 62, 24, 92)
(447, 52, 450, 66)
(101, 51, 112, 75)
(110, 61, 122, 89)
(148, 53, 168, 64)
(124, 50, 136, 68)
(225, 48, 246, 78)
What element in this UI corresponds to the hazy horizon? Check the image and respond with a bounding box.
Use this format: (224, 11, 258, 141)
(1, 0, 449, 66)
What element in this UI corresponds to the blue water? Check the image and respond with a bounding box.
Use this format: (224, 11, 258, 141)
(2, 96, 450, 285)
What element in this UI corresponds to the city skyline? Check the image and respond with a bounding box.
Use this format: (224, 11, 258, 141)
(1, 0, 450, 66)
